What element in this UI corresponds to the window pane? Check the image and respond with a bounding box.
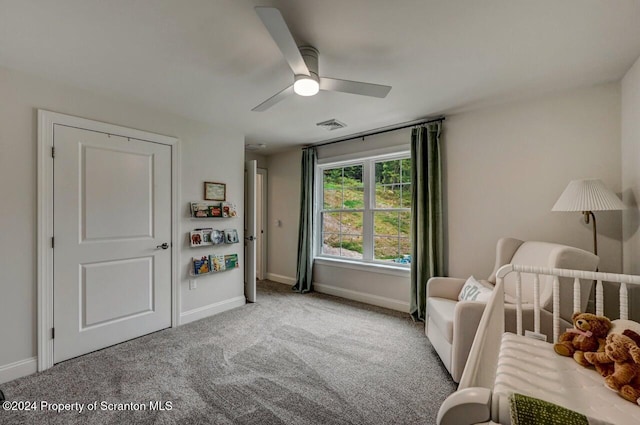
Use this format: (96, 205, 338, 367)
(399, 238, 411, 261)
(323, 188, 341, 209)
(323, 168, 343, 186)
(374, 237, 411, 263)
(374, 211, 399, 236)
(373, 211, 410, 262)
(343, 186, 363, 209)
(376, 184, 401, 208)
(375, 159, 401, 184)
(374, 236, 399, 261)
(341, 212, 363, 234)
(323, 169, 342, 209)
(375, 159, 403, 208)
(343, 165, 363, 186)
(399, 211, 411, 238)
(322, 234, 363, 258)
(401, 183, 411, 208)
(339, 235, 363, 259)
(401, 158, 412, 183)
(322, 212, 340, 233)
(322, 233, 340, 255)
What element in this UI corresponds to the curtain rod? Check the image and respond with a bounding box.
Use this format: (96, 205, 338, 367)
(304, 116, 445, 150)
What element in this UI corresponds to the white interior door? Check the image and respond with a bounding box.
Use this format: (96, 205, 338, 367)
(53, 124, 172, 363)
(244, 160, 257, 302)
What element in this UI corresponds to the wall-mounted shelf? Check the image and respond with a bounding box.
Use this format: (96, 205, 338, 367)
(190, 202, 236, 218)
(190, 253, 239, 277)
(189, 229, 239, 247)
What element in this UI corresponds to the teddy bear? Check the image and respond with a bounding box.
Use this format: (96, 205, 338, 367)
(584, 330, 640, 404)
(554, 312, 611, 368)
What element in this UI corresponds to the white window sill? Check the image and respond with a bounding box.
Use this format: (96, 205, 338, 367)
(314, 257, 410, 277)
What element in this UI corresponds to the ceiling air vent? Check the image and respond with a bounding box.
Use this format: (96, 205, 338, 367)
(245, 143, 266, 151)
(316, 119, 347, 131)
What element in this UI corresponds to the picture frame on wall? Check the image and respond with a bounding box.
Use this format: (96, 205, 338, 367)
(204, 182, 226, 201)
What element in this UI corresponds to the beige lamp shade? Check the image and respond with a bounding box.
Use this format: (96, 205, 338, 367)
(552, 179, 625, 212)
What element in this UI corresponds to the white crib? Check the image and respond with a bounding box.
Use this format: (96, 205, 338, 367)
(437, 264, 640, 425)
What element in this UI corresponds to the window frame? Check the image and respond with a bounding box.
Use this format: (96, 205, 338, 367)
(314, 150, 411, 268)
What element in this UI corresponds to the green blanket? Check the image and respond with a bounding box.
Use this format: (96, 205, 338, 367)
(509, 393, 614, 425)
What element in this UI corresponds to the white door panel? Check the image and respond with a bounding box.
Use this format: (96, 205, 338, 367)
(53, 125, 171, 363)
(83, 146, 153, 240)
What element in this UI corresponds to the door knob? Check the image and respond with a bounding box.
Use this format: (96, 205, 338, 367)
(156, 242, 169, 250)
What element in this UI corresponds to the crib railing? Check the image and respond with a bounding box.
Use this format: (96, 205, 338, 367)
(496, 264, 640, 343)
(443, 265, 640, 425)
(448, 264, 640, 425)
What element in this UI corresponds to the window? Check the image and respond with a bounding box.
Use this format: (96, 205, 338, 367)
(317, 152, 411, 266)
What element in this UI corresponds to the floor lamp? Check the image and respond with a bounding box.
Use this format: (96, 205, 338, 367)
(552, 178, 625, 256)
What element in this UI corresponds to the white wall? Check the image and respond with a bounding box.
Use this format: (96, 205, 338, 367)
(0, 66, 245, 381)
(447, 82, 622, 278)
(621, 54, 640, 318)
(265, 82, 623, 312)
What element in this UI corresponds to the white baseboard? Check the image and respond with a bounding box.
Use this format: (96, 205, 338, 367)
(0, 357, 37, 384)
(266, 273, 296, 285)
(179, 296, 246, 325)
(314, 282, 410, 313)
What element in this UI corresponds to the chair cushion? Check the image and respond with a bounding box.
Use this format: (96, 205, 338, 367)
(427, 297, 457, 343)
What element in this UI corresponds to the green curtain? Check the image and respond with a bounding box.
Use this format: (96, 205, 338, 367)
(293, 147, 317, 293)
(410, 123, 444, 321)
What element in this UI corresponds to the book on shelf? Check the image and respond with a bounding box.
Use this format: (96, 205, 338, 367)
(190, 228, 213, 247)
(211, 254, 226, 272)
(191, 202, 225, 218)
(191, 202, 211, 218)
(201, 228, 213, 244)
(210, 229, 224, 245)
(193, 256, 211, 275)
(222, 202, 237, 218)
(209, 204, 222, 217)
(224, 229, 239, 244)
(224, 253, 239, 269)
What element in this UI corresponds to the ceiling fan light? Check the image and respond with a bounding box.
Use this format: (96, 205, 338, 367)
(293, 75, 319, 96)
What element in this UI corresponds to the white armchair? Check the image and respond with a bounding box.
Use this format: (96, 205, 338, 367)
(425, 238, 599, 383)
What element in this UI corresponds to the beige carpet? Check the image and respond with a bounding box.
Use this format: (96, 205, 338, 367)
(0, 280, 455, 424)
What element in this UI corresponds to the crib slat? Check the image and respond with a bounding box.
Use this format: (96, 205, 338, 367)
(620, 283, 628, 320)
(553, 276, 560, 343)
(596, 280, 604, 316)
(533, 274, 540, 334)
(516, 271, 522, 336)
(573, 277, 581, 314)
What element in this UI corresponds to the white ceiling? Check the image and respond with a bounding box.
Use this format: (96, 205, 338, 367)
(2, 0, 640, 153)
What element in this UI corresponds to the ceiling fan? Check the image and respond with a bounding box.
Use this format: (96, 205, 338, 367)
(252, 7, 392, 112)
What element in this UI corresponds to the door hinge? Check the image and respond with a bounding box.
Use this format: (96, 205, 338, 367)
(51, 146, 55, 158)
(51, 328, 55, 339)
(51, 237, 54, 248)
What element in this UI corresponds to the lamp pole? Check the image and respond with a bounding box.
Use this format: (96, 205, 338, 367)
(583, 210, 597, 256)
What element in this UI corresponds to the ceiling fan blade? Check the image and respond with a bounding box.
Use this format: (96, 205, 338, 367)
(255, 7, 310, 76)
(320, 77, 392, 98)
(252, 84, 294, 112)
